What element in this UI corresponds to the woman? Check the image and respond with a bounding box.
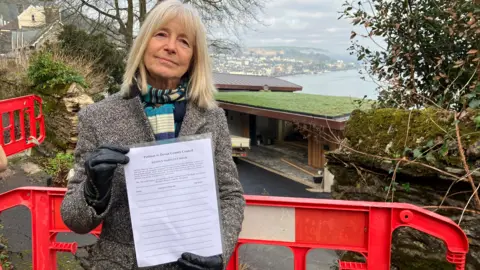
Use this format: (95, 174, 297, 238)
(0, 145, 7, 172)
(60, 0, 245, 269)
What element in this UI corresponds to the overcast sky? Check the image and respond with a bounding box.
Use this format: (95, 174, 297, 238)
(240, 0, 362, 57)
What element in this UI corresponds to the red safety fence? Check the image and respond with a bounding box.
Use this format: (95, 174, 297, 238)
(0, 95, 45, 157)
(0, 187, 470, 270)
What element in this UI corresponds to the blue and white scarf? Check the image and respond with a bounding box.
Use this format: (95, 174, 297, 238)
(141, 78, 188, 140)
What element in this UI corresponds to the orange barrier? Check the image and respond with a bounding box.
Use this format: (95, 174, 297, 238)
(0, 95, 45, 157)
(0, 187, 470, 270)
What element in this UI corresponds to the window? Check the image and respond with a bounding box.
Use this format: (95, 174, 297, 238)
(32, 15, 35, 22)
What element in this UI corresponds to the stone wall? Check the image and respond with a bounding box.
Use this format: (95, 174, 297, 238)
(324, 108, 480, 269)
(40, 83, 94, 154)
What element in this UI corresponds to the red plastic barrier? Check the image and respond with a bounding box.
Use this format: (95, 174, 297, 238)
(0, 187, 469, 270)
(0, 95, 45, 157)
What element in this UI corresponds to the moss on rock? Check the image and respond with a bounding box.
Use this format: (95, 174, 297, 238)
(345, 107, 480, 168)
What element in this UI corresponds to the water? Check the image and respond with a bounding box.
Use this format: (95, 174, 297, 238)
(280, 69, 379, 100)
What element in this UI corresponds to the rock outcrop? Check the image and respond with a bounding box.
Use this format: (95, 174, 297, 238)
(325, 107, 480, 269)
(43, 83, 94, 152)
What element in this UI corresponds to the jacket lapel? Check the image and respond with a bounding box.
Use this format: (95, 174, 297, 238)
(179, 101, 207, 136)
(127, 95, 156, 142)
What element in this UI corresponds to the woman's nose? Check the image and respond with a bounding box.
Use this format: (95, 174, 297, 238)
(164, 38, 177, 54)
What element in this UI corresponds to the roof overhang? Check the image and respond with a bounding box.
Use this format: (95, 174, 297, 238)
(218, 102, 347, 130)
(216, 85, 301, 92)
(213, 73, 303, 92)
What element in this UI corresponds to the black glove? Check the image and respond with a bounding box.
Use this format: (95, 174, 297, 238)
(83, 144, 129, 212)
(178, 253, 223, 270)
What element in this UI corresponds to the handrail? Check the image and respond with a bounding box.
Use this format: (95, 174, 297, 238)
(0, 95, 45, 157)
(0, 187, 469, 270)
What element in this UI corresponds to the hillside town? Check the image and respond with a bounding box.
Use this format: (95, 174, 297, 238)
(0, 0, 479, 269)
(211, 48, 359, 77)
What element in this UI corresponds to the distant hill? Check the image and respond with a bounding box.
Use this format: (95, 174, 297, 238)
(249, 46, 329, 53)
(246, 46, 332, 62)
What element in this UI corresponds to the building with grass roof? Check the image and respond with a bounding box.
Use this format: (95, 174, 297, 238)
(213, 72, 367, 171)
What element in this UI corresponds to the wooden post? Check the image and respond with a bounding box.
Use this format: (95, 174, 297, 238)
(242, 113, 250, 138)
(308, 134, 324, 169)
(249, 114, 257, 146)
(277, 120, 284, 142)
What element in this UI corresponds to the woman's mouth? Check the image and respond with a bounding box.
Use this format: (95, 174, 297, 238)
(158, 57, 177, 65)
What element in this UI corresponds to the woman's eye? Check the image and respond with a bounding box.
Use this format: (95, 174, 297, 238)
(156, 32, 167, 37)
(180, 39, 190, 47)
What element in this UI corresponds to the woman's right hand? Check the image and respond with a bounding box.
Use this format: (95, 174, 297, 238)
(83, 144, 130, 210)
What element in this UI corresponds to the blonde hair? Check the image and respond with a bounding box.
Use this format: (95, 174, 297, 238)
(120, 0, 217, 109)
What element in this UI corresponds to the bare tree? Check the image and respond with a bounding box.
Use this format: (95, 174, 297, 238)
(56, 0, 266, 53)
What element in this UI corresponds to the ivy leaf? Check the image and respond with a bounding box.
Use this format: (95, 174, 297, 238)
(401, 183, 411, 192)
(413, 149, 423, 158)
(426, 140, 434, 148)
(469, 99, 480, 109)
(475, 115, 480, 129)
(440, 143, 449, 156)
(466, 93, 476, 99)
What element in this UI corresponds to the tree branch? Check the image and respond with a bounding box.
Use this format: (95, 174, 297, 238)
(454, 112, 480, 207)
(459, 182, 480, 224)
(79, 0, 120, 21)
(423, 206, 480, 215)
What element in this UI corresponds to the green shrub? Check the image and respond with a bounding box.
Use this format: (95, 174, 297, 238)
(57, 25, 126, 94)
(43, 152, 75, 187)
(27, 52, 88, 93)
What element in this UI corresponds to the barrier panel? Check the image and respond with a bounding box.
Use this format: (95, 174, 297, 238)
(0, 95, 45, 157)
(0, 187, 469, 270)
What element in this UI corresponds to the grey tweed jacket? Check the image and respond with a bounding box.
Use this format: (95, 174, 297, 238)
(60, 92, 245, 269)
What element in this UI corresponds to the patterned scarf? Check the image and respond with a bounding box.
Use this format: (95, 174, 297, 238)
(141, 77, 188, 140)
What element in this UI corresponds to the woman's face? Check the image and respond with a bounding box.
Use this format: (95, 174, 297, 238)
(143, 19, 194, 83)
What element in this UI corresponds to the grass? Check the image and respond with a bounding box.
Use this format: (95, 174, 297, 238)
(215, 91, 372, 117)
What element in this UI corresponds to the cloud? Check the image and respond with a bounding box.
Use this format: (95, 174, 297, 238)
(241, 0, 362, 56)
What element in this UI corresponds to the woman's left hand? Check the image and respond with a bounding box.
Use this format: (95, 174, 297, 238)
(177, 252, 223, 270)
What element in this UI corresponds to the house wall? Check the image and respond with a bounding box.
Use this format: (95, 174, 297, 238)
(11, 21, 62, 52)
(225, 110, 300, 144)
(225, 110, 249, 137)
(11, 29, 38, 50)
(18, 6, 45, 29)
(277, 120, 297, 141)
(256, 116, 278, 142)
(0, 31, 11, 53)
(31, 22, 62, 49)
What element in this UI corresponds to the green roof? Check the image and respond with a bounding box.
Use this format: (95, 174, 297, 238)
(215, 91, 372, 118)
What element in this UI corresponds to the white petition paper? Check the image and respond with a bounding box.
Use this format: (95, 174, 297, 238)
(124, 137, 223, 267)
